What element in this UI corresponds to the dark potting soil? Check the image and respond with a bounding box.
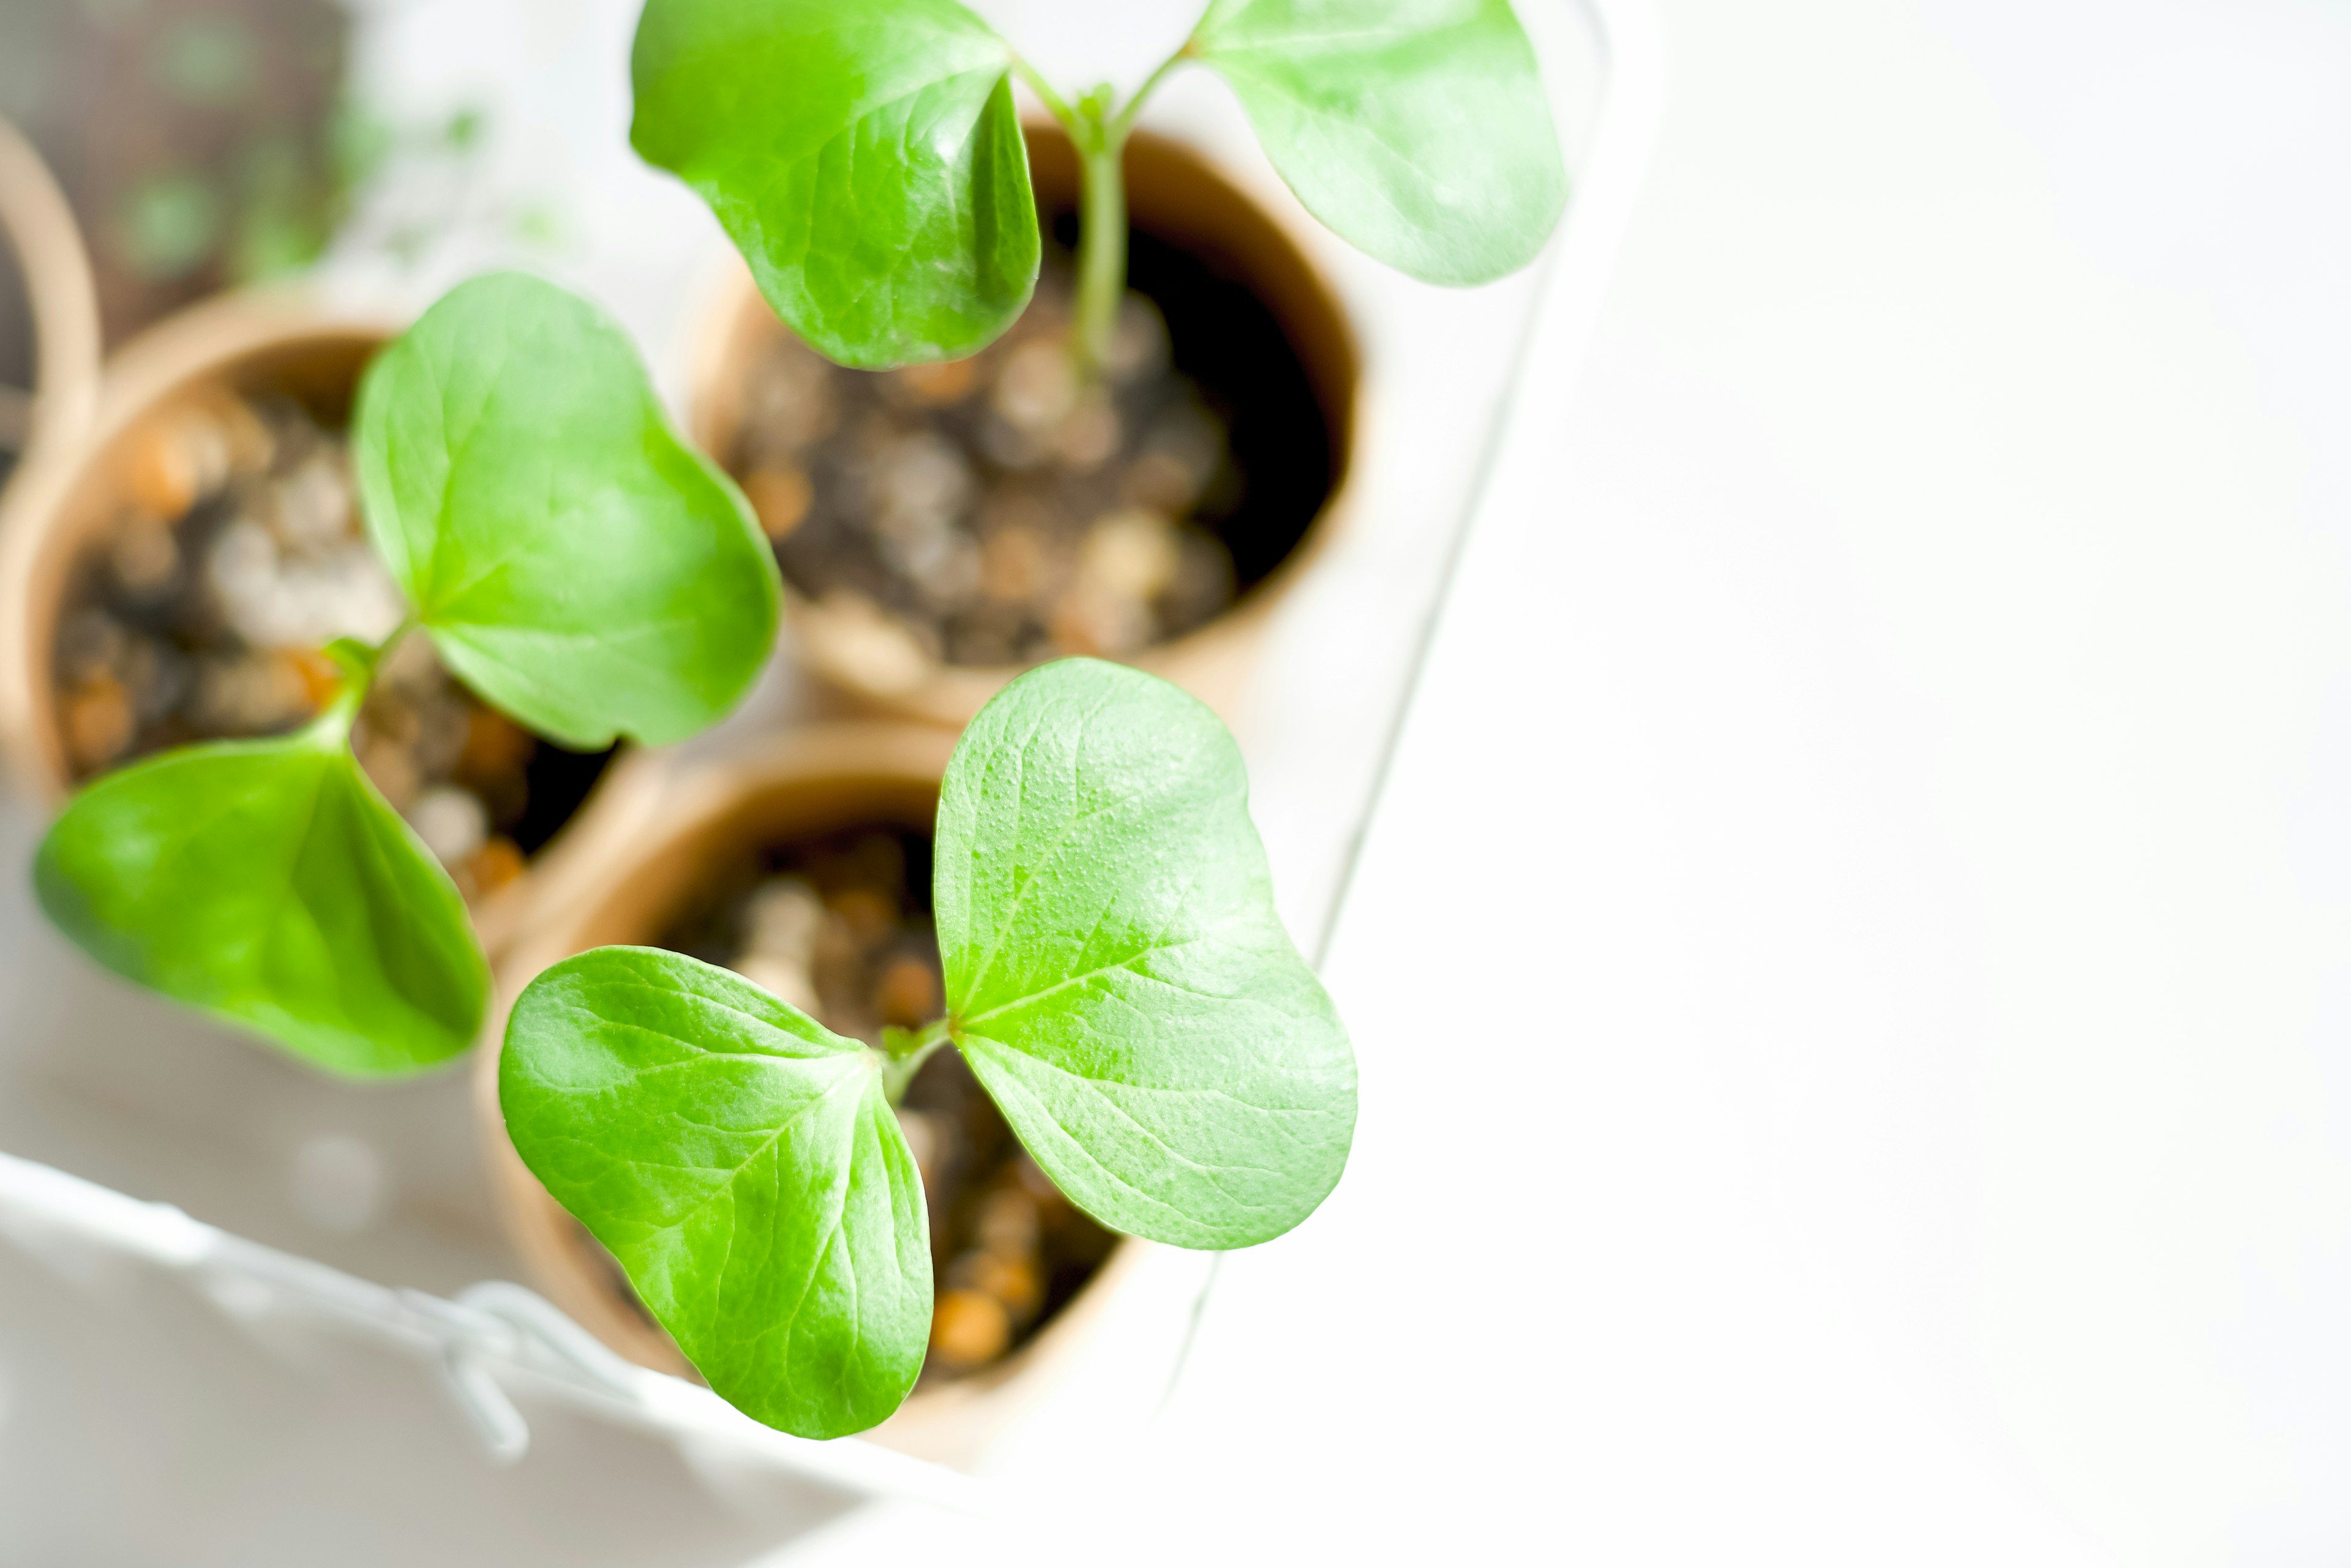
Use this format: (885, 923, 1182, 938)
(726, 217, 1332, 669)
(656, 823, 1120, 1384)
(1057, 209, 1335, 590)
(50, 386, 613, 896)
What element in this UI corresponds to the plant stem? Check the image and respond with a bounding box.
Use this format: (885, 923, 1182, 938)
(372, 613, 416, 664)
(1071, 121, 1126, 378)
(1108, 42, 1193, 144)
(307, 617, 411, 748)
(1009, 55, 1077, 130)
(879, 1018, 953, 1107)
(1011, 41, 1194, 379)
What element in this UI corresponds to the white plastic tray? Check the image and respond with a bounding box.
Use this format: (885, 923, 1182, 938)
(0, 2, 1656, 1561)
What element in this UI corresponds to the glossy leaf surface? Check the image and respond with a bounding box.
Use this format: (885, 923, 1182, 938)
(1193, 0, 1567, 285)
(501, 947, 930, 1438)
(631, 0, 1037, 368)
(936, 659, 1356, 1249)
(35, 725, 486, 1078)
(354, 272, 781, 749)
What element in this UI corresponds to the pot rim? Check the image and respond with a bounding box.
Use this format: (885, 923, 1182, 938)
(0, 287, 400, 801)
(478, 719, 1150, 1463)
(0, 116, 100, 480)
(684, 121, 1363, 729)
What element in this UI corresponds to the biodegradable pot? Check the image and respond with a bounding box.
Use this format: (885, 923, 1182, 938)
(0, 116, 102, 495)
(691, 124, 1360, 729)
(478, 721, 1146, 1466)
(0, 290, 642, 957)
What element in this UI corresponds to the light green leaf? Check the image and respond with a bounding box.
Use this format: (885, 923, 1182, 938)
(629, 0, 1037, 369)
(1192, 0, 1567, 285)
(354, 271, 782, 749)
(936, 659, 1355, 1249)
(34, 721, 486, 1079)
(501, 947, 930, 1439)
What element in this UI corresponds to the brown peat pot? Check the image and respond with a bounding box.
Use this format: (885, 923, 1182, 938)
(479, 722, 1146, 1465)
(691, 123, 1359, 728)
(0, 116, 101, 505)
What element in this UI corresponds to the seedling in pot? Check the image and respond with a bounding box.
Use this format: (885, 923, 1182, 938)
(631, 0, 1570, 375)
(502, 656, 1356, 1438)
(34, 272, 783, 1078)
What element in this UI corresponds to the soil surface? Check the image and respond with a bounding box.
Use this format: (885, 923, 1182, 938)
(659, 822, 1120, 1384)
(50, 383, 612, 899)
(725, 217, 1332, 670)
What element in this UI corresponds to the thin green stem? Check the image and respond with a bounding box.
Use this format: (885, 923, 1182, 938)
(1071, 122, 1125, 378)
(1076, 42, 1204, 373)
(1108, 40, 1194, 143)
(306, 616, 412, 748)
(1014, 42, 1196, 378)
(1009, 54, 1079, 137)
(879, 1017, 953, 1107)
(372, 613, 417, 662)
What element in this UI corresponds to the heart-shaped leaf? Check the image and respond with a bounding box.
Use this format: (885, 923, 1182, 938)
(936, 659, 1356, 1248)
(353, 271, 781, 749)
(34, 716, 487, 1079)
(631, 0, 1037, 369)
(501, 947, 931, 1439)
(1193, 0, 1567, 285)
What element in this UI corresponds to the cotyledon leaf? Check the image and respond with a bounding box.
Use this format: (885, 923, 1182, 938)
(500, 947, 931, 1439)
(353, 271, 781, 751)
(33, 713, 487, 1079)
(630, 0, 1037, 369)
(1191, 0, 1568, 285)
(935, 659, 1357, 1250)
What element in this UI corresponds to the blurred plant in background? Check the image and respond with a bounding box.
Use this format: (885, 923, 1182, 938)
(0, 0, 366, 346)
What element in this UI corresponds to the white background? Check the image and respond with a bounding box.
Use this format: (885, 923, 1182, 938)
(1223, 0, 2351, 1561)
(814, 0, 2351, 1562)
(9, 0, 2351, 1561)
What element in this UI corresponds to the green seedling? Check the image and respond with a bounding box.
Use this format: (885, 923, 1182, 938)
(36, 272, 782, 1078)
(501, 657, 1356, 1438)
(630, 0, 1567, 373)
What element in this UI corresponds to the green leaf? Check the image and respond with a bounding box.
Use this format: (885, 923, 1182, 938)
(936, 659, 1355, 1249)
(501, 947, 929, 1439)
(630, 0, 1037, 369)
(34, 722, 486, 1079)
(353, 271, 782, 749)
(1192, 0, 1567, 285)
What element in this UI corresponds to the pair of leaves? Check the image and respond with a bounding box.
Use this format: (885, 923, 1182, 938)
(629, 0, 1567, 367)
(502, 659, 1357, 1438)
(38, 274, 781, 1078)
